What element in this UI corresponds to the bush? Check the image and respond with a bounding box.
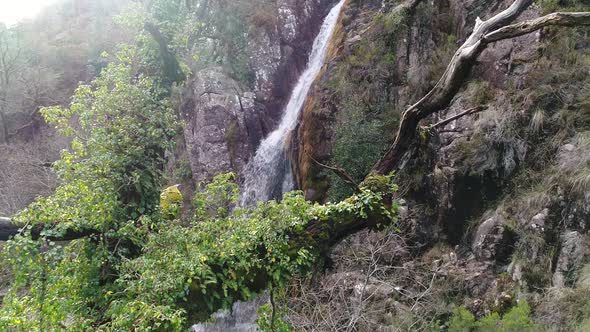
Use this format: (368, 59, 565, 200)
(447, 301, 537, 332)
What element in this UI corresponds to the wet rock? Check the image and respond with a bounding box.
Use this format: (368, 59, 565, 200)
(181, 0, 337, 186)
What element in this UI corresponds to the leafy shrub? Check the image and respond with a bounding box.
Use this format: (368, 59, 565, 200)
(0, 45, 179, 330)
(1, 164, 398, 330)
(447, 301, 537, 332)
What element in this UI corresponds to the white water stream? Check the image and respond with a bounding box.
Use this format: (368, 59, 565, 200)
(240, 0, 345, 205)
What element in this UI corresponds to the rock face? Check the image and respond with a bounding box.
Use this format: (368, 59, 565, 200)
(191, 296, 269, 332)
(553, 231, 587, 288)
(472, 211, 515, 263)
(181, 68, 264, 184)
(293, 0, 546, 245)
(181, 0, 337, 185)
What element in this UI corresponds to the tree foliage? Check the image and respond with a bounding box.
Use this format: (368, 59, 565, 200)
(1, 167, 397, 330)
(0, 30, 399, 328)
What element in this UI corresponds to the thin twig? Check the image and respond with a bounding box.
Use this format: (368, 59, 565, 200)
(411, 268, 439, 312)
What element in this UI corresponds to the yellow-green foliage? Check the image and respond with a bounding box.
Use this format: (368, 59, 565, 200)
(361, 173, 397, 193)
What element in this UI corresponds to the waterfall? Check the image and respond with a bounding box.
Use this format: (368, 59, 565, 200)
(192, 2, 345, 330)
(240, 0, 345, 205)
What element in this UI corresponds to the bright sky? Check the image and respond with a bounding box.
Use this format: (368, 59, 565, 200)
(0, 0, 59, 26)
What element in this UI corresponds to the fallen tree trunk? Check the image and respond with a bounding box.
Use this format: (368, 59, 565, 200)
(0, 217, 98, 241)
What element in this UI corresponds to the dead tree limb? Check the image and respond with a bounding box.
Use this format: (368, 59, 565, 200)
(485, 12, 590, 42)
(428, 106, 486, 130)
(372, 1, 590, 174)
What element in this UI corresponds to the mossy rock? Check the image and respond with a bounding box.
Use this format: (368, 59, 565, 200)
(160, 184, 183, 218)
(360, 174, 391, 193)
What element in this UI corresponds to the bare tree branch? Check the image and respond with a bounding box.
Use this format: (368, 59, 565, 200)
(144, 22, 186, 85)
(427, 106, 486, 130)
(485, 12, 590, 42)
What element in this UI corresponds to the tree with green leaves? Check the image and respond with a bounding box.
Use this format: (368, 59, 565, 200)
(0, 45, 178, 330)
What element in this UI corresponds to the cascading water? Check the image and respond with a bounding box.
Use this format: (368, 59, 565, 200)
(240, 0, 345, 206)
(192, 2, 345, 330)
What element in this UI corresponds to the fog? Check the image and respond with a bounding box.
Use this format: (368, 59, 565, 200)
(0, 0, 59, 25)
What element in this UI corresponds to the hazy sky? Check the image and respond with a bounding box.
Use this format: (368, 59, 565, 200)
(0, 0, 59, 26)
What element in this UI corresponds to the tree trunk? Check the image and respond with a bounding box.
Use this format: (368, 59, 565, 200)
(0, 87, 9, 144)
(0, 217, 98, 241)
(0, 108, 9, 144)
